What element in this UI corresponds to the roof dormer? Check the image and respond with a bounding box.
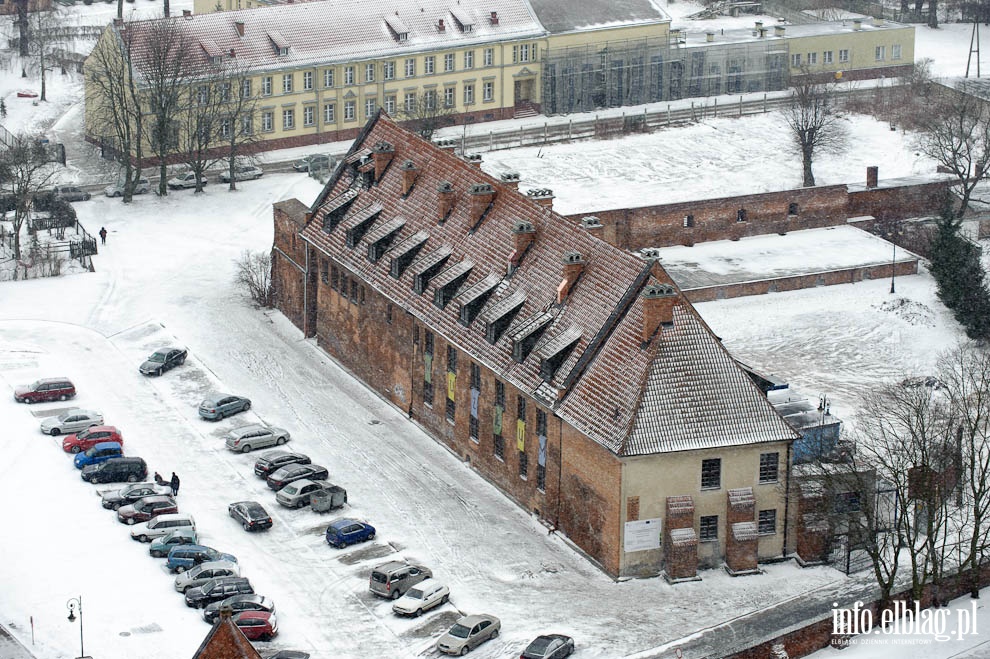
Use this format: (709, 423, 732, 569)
(450, 8, 474, 33)
(268, 30, 289, 56)
(385, 13, 410, 42)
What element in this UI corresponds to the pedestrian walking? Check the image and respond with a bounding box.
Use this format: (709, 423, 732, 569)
(99, 227, 107, 245)
(170, 472, 180, 497)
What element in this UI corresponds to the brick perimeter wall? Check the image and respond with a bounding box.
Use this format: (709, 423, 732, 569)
(272, 204, 309, 331)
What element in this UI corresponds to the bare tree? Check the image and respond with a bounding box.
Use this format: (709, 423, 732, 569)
(14, 0, 29, 59)
(914, 84, 990, 219)
(27, 7, 72, 102)
(176, 75, 227, 192)
(401, 90, 456, 141)
(134, 16, 191, 196)
(217, 63, 261, 191)
(0, 135, 58, 263)
(782, 71, 848, 187)
(85, 21, 146, 202)
(234, 250, 274, 308)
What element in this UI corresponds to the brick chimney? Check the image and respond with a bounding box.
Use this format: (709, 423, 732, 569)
(499, 171, 520, 191)
(509, 220, 536, 268)
(371, 141, 395, 182)
(113, 17, 123, 26)
(581, 215, 604, 238)
(641, 283, 677, 343)
(182, 9, 191, 17)
(490, 11, 499, 25)
(463, 153, 483, 168)
(866, 166, 878, 189)
(400, 160, 418, 196)
(556, 251, 585, 304)
(774, 24, 785, 37)
(438, 18, 445, 32)
(706, 31, 715, 42)
(437, 181, 455, 221)
(468, 183, 496, 224)
(235, 20, 245, 36)
(434, 138, 458, 154)
(526, 188, 554, 211)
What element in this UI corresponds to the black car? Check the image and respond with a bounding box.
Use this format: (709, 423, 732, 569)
(521, 634, 575, 659)
(185, 577, 253, 608)
(253, 451, 311, 478)
(81, 457, 148, 484)
(266, 463, 329, 491)
(139, 347, 188, 376)
(203, 594, 275, 624)
(228, 501, 273, 532)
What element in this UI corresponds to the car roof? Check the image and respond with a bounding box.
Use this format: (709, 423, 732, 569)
(407, 578, 440, 590)
(39, 377, 73, 384)
(330, 518, 360, 529)
(221, 593, 266, 606)
(195, 560, 238, 572)
(373, 560, 410, 572)
(456, 614, 497, 626)
(286, 478, 323, 488)
(231, 424, 266, 436)
(234, 610, 271, 620)
(91, 441, 122, 449)
(160, 528, 197, 538)
(80, 425, 118, 433)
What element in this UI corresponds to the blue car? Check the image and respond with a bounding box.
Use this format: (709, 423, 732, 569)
(166, 545, 237, 573)
(73, 441, 123, 469)
(325, 518, 376, 548)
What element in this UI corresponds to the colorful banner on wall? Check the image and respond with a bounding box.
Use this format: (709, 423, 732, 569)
(423, 353, 432, 384)
(516, 419, 526, 452)
(470, 388, 479, 418)
(493, 405, 503, 435)
(447, 372, 456, 401)
(538, 434, 547, 466)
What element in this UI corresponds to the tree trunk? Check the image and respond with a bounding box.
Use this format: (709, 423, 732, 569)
(159, 160, 168, 197)
(228, 153, 236, 191)
(900, 0, 909, 13)
(117, 0, 123, 20)
(39, 49, 46, 102)
(164, 0, 170, 17)
(914, 0, 923, 12)
(802, 149, 816, 187)
(928, 0, 938, 27)
(16, 0, 29, 57)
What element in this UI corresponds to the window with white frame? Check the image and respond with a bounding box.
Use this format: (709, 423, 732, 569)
(405, 58, 415, 77)
(241, 78, 252, 98)
(261, 111, 273, 131)
(365, 97, 376, 118)
(464, 50, 474, 69)
(302, 71, 313, 90)
(219, 82, 231, 102)
(404, 91, 416, 112)
(365, 63, 375, 83)
(196, 85, 209, 105)
(892, 44, 901, 59)
(384, 95, 396, 114)
(791, 53, 801, 67)
(324, 69, 335, 88)
(344, 100, 355, 120)
(262, 76, 272, 95)
(823, 50, 833, 64)
(484, 48, 493, 67)
(282, 74, 293, 93)
(324, 103, 335, 123)
(303, 105, 315, 126)
(463, 83, 474, 104)
(424, 56, 435, 75)
(444, 53, 455, 72)
(240, 114, 253, 134)
(220, 118, 231, 138)
(424, 90, 436, 110)
(807, 52, 817, 65)
(282, 108, 295, 129)
(344, 66, 355, 85)
(839, 49, 849, 62)
(483, 80, 494, 101)
(444, 86, 455, 107)
(383, 61, 395, 80)
(875, 45, 885, 61)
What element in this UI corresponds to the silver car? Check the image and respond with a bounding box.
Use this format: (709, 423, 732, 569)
(225, 424, 290, 453)
(437, 614, 501, 655)
(219, 165, 264, 182)
(199, 394, 251, 421)
(40, 409, 103, 436)
(174, 560, 241, 593)
(167, 171, 207, 190)
(275, 479, 329, 508)
(104, 176, 150, 197)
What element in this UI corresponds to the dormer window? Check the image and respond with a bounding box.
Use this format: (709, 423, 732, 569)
(341, 203, 382, 248)
(482, 289, 525, 344)
(365, 217, 405, 262)
(411, 247, 452, 295)
(510, 312, 553, 363)
(456, 273, 500, 326)
(432, 261, 473, 309)
(211, 55, 222, 65)
(538, 326, 582, 381)
(278, 46, 289, 56)
(268, 30, 290, 57)
(320, 188, 359, 233)
(450, 9, 474, 33)
(389, 231, 428, 279)
(385, 14, 410, 43)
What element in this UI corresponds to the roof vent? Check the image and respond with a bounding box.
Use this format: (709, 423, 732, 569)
(499, 171, 520, 190)
(581, 216, 603, 229)
(463, 153, 483, 167)
(526, 188, 554, 211)
(490, 11, 499, 25)
(437, 18, 445, 32)
(640, 247, 661, 260)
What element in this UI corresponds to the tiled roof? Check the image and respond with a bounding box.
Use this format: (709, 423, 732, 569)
(121, 0, 547, 78)
(299, 112, 795, 456)
(192, 613, 263, 659)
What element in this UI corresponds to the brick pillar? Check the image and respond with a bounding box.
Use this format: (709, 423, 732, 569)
(796, 481, 830, 566)
(664, 495, 699, 582)
(725, 488, 759, 575)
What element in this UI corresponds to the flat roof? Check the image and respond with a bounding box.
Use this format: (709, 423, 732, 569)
(527, 0, 669, 33)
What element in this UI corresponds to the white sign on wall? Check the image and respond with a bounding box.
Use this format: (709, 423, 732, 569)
(624, 518, 662, 553)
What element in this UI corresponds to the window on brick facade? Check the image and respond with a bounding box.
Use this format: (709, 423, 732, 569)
(445, 345, 457, 423)
(386, 303, 393, 325)
(359, 286, 366, 305)
(519, 450, 528, 478)
(350, 279, 358, 303)
(683, 214, 694, 227)
(758, 509, 777, 534)
(423, 330, 434, 407)
(701, 458, 721, 489)
(469, 363, 481, 441)
(700, 515, 718, 541)
(493, 379, 505, 459)
(320, 258, 329, 284)
(759, 452, 779, 483)
(788, 202, 799, 216)
(537, 463, 546, 491)
(494, 434, 504, 460)
(331, 265, 339, 290)
(736, 208, 747, 222)
(517, 394, 526, 420)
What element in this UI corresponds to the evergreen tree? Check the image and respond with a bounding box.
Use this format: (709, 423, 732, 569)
(929, 198, 990, 340)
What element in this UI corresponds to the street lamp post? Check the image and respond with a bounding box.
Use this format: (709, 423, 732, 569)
(66, 596, 84, 659)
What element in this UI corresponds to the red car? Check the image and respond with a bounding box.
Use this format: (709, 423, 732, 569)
(14, 378, 75, 403)
(62, 426, 123, 454)
(233, 611, 277, 641)
(116, 495, 178, 525)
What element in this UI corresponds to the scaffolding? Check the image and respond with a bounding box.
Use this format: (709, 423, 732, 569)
(541, 36, 790, 116)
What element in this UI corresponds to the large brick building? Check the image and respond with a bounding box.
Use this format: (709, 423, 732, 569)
(273, 112, 800, 578)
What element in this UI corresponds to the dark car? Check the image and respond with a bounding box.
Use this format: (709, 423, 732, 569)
(102, 482, 171, 510)
(228, 501, 273, 531)
(139, 347, 187, 376)
(14, 377, 75, 403)
(521, 634, 575, 659)
(266, 653, 309, 659)
(116, 495, 178, 524)
(203, 594, 275, 624)
(233, 611, 278, 641)
(325, 518, 375, 548)
(253, 451, 311, 478)
(184, 576, 253, 608)
(198, 394, 251, 421)
(267, 464, 328, 491)
(81, 457, 147, 484)
(168, 545, 237, 573)
(292, 154, 332, 172)
(63, 425, 123, 454)
(51, 185, 92, 202)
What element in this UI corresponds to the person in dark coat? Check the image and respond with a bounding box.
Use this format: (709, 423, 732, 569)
(170, 472, 180, 496)
(154, 471, 166, 487)
(98, 227, 107, 245)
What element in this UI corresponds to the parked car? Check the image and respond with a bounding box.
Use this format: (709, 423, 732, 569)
(149, 528, 200, 557)
(104, 177, 150, 197)
(167, 544, 237, 573)
(392, 578, 449, 617)
(203, 594, 275, 624)
(167, 171, 207, 190)
(228, 501, 273, 531)
(520, 634, 575, 659)
(266, 463, 327, 490)
(51, 185, 92, 202)
(130, 512, 196, 542)
(253, 451, 311, 478)
(292, 154, 332, 172)
(174, 560, 240, 592)
(102, 481, 171, 510)
(437, 614, 501, 655)
(219, 165, 264, 183)
(116, 495, 177, 524)
(139, 347, 187, 376)
(275, 479, 331, 508)
(325, 518, 375, 548)
(73, 441, 122, 469)
(198, 393, 251, 421)
(62, 425, 123, 454)
(265, 652, 309, 659)
(40, 409, 102, 436)
(185, 576, 253, 608)
(14, 377, 75, 403)
(227, 424, 290, 453)
(233, 611, 278, 641)
(82, 457, 147, 484)
(369, 561, 433, 599)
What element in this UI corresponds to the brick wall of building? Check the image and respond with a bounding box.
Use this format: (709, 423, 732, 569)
(846, 180, 950, 222)
(271, 202, 310, 332)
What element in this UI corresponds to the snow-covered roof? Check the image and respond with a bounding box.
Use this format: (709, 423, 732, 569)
(676, 17, 911, 48)
(526, 0, 669, 33)
(121, 0, 547, 76)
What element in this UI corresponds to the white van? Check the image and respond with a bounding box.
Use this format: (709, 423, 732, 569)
(130, 513, 196, 543)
